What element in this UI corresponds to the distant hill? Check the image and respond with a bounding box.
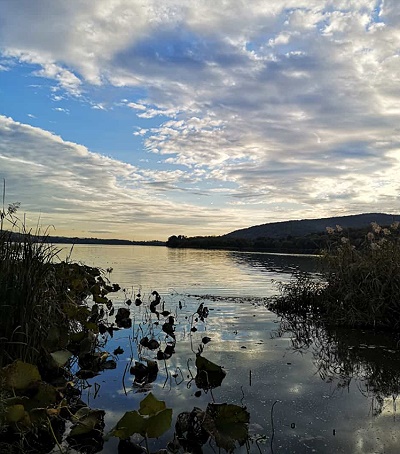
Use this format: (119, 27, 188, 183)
(224, 213, 400, 240)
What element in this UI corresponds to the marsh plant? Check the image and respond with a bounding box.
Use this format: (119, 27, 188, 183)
(0, 198, 110, 369)
(269, 221, 400, 329)
(0, 200, 62, 367)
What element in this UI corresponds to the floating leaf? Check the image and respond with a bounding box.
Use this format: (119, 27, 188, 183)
(113, 346, 124, 355)
(50, 350, 73, 367)
(146, 408, 173, 438)
(70, 408, 105, 436)
(24, 382, 57, 411)
(118, 439, 147, 454)
(139, 392, 166, 416)
(203, 403, 250, 452)
(101, 359, 117, 370)
(111, 393, 172, 440)
(111, 410, 146, 439)
(195, 356, 226, 390)
(162, 322, 175, 340)
(5, 404, 26, 423)
(1, 360, 41, 390)
(94, 295, 109, 304)
(76, 369, 98, 379)
(83, 321, 100, 333)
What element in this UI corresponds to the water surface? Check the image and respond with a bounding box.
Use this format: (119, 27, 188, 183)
(64, 245, 400, 453)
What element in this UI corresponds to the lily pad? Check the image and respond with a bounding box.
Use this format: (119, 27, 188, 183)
(5, 404, 26, 423)
(50, 350, 73, 367)
(70, 408, 105, 436)
(195, 355, 226, 390)
(111, 410, 146, 439)
(111, 393, 172, 440)
(146, 408, 173, 438)
(24, 382, 58, 411)
(139, 392, 166, 415)
(1, 360, 41, 390)
(203, 403, 250, 452)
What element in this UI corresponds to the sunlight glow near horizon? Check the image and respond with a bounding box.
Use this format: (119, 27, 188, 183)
(1, 0, 399, 240)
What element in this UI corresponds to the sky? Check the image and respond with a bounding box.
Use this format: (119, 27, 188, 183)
(0, 0, 399, 241)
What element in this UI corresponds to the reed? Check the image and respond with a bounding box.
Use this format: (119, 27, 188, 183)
(0, 206, 63, 367)
(269, 221, 400, 329)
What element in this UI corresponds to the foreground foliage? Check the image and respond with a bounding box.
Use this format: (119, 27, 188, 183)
(269, 221, 400, 329)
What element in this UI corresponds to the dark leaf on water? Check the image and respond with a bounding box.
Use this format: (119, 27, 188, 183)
(113, 346, 124, 355)
(130, 360, 158, 385)
(151, 291, 161, 306)
(126, 299, 132, 306)
(139, 337, 150, 348)
(157, 351, 168, 360)
(111, 393, 171, 440)
(162, 322, 175, 340)
(118, 439, 147, 454)
(202, 403, 250, 452)
(76, 369, 98, 380)
(139, 337, 160, 350)
(101, 359, 117, 370)
(115, 307, 132, 328)
(69, 408, 105, 437)
(148, 339, 160, 350)
(116, 307, 130, 320)
(135, 298, 142, 306)
(202, 337, 212, 344)
(175, 408, 209, 451)
(191, 327, 197, 332)
(164, 344, 175, 356)
(195, 355, 226, 390)
(116, 318, 132, 328)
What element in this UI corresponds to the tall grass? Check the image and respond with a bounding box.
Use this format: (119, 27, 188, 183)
(0, 202, 63, 367)
(269, 221, 400, 329)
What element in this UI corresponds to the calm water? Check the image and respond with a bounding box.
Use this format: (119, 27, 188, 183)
(63, 245, 400, 454)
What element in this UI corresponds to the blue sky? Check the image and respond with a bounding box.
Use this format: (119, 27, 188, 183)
(0, 0, 399, 240)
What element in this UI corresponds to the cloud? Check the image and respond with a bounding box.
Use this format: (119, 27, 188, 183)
(0, 1, 399, 238)
(0, 115, 260, 239)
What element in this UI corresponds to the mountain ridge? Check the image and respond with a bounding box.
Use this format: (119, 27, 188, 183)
(223, 212, 400, 240)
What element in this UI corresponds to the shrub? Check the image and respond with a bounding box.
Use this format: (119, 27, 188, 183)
(269, 221, 400, 329)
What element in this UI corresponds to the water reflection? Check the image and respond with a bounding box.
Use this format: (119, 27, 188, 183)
(66, 245, 318, 298)
(275, 314, 400, 416)
(229, 251, 319, 275)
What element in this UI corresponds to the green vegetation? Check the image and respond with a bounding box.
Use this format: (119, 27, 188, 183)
(269, 221, 400, 329)
(167, 226, 390, 254)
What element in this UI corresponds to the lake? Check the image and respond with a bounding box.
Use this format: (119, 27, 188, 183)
(63, 245, 400, 453)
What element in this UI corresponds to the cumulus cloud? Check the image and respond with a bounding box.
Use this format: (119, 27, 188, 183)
(0, 0, 399, 238)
